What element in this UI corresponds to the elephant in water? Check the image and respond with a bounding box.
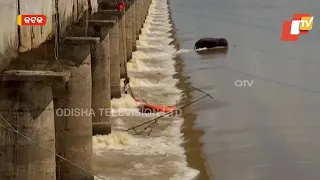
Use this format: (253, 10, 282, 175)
(194, 38, 229, 50)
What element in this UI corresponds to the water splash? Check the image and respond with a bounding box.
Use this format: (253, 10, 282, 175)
(92, 0, 199, 179)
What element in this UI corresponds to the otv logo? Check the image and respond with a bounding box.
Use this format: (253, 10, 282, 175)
(234, 80, 254, 87)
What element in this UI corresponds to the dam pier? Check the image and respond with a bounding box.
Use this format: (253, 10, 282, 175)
(0, 0, 151, 179)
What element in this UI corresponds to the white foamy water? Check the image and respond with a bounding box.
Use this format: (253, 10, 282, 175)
(177, 48, 208, 54)
(92, 0, 199, 179)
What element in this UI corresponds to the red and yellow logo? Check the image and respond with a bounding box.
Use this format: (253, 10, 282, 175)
(17, 14, 46, 26)
(281, 14, 314, 41)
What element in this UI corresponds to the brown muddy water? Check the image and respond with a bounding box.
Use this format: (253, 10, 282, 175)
(170, 0, 320, 180)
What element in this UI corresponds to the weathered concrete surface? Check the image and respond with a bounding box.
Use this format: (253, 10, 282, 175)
(143, 0, 148, 27)
(144, 0, 151, 22)
(119, 14, 127, 78)
(125, 4, 133, 61)
(109, 22, 121, 98)
(0, 81, 56, 180)
(147, 0, 151, 17)
(7, 24, 95, 180)
(53, 44, 93, 180)
(6, 18, 95, 179)
(0, 70, 70, 82)
(90, 27, 112, 135)
(88, 7, 121, 98)
(0, 0, 155, 179)
(135, 0, 142, 36)
(142, 0, 147, 24)
(131, 1, 137, 51)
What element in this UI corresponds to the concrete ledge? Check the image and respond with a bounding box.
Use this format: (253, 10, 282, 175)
(99, 9, 121, 15)
(90, 11, 120, 21)
(99, 1, 133, 12)
(108, 2, 133, 7)
(61, 37, 100, 45)
(88, 20, 117, 27)
(99, 1, 118, 9)
(0, 70, 70, 82)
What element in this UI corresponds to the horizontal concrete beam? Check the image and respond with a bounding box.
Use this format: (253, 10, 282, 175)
(0, 70, 70, 82)
(99, 1, 133, 10)
(98, 9, 121, 15)
(88, 20, 117, 27)
(99, 1, 118, 8)
(61, 37, 100, 45)
(108, 2, 133, 7)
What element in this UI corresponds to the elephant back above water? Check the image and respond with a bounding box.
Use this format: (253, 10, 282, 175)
(194, 38, 229, 50)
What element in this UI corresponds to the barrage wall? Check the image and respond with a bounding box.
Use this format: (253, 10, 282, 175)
(0, 0, 152, 179)
(0, 0, 100, 72)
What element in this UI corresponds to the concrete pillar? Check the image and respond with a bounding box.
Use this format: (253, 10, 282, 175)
(119, 14, 127, 78)
(143, 0, 147, 23)
(0, 70, 69, 180)
(90, 26, 112, 135)
(109, 22, 121, 98)
(132, 1, 137, 50)
(141, 0, 146, 28)
(87, 10, 121, 98)
(126, 4, 133, 61)
(54, 43, 93, 180)
(147, 0, 151, 16)
(138, 0, 142, 28)
(135, 0, 142, 36)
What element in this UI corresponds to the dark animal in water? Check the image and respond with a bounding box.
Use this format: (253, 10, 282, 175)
(194, 38, 228, 50)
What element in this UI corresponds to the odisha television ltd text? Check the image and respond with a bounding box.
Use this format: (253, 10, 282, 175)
(55, 108, 182, 117)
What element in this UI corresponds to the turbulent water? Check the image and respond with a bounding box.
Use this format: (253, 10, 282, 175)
(94, 0, 320, 179)
(92, 0, 199, 179)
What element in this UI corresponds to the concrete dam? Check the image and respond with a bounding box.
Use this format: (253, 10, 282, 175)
(0, 0, 152, 179)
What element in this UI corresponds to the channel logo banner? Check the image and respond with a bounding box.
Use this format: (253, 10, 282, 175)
(281, 14, 314, 41)
(17, 14, 46, 26)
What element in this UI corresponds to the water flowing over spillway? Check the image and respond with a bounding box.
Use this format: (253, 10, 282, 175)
(92, 0, 199, 179)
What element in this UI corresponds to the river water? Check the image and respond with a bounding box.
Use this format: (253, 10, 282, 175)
(92, 0, 320, 179)
(170, 0, 320, 180)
